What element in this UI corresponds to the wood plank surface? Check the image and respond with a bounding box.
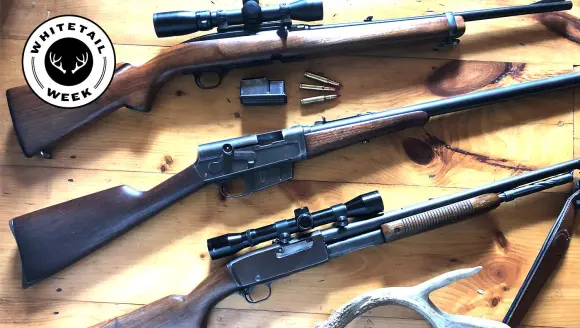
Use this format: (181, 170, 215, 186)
(0, 298, 551, 328)
(1, 0, 580, 327)
(0, 168, 578, 326)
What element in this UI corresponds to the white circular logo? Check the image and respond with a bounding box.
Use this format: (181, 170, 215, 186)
(22, 15, 115, 108)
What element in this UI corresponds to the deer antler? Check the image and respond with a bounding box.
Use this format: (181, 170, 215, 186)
(71, 52, 89, 74)
(316, 267, 509, 328)
(49, 52, 66, 74)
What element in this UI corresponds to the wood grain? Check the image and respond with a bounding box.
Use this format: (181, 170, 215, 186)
(0, 299, 551, 328)
(10, 165, 205, 288)
(94, 266, 238, 328)
(425, 61, 527, 97)
(305, 111, 429, 157)
(2, 0, 580, 327)
(2, 297, 524, 328)
(381, 194, 501, 243)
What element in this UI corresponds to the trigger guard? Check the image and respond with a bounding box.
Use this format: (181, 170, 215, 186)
(243, 283, 272, 304)
(220, 181, 251, 199)
(193, 70, 228, 89)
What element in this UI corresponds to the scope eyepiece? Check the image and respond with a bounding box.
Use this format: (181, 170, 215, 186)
(153, 0, 323, 38)
(207, 191, 383, 260)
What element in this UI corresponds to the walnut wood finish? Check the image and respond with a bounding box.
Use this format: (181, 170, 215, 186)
(6, 63, 136, 158)
(6, 16, 465, 158)
(93, 266, 239, 328)
(381, 193, 501, 242)
(10, 165, 206, 288)
(503, 189, 580, 327)
(304, 111, 430, 157)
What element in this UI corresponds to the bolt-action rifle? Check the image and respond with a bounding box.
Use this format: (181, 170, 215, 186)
(5, 0, 573, 158)
(92, 160, 580, 328)
(9, 72, 580, 288)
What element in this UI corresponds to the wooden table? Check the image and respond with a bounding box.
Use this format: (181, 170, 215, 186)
(1, 0, 579, 327)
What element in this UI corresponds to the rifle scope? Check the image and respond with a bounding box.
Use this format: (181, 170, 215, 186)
(207, 191, 383, 260)
(153, 0, 323, 38)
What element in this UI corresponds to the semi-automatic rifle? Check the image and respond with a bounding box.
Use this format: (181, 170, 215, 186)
(91, 160, 580, 328)
(9, 72, 580, 288)
(6, 0, 574, 158)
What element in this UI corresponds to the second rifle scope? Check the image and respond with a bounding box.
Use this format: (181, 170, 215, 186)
(153, 0, 324, 38)
(207, 191, 384, 260)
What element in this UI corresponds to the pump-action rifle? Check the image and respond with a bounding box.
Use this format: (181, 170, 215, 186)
(93, 160, 580, 328)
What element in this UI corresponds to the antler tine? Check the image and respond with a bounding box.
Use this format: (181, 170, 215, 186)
(72, 52, 89, 74)
(49, 52, 66, 74)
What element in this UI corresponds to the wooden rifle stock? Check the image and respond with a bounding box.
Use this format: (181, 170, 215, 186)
(304, 111, 430, 156)
(7, 15, 463, 157)
(7, 63, 142, 158)
(93, 266, 238, 328)
(10, 166, 206, 287)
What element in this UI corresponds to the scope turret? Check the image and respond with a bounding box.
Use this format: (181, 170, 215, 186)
(207, 191, 383, 260)
(153, 0, 323, 38)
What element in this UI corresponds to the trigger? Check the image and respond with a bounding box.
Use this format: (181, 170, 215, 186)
(192, 70, 227, 89)
(242, 283, 272, 304)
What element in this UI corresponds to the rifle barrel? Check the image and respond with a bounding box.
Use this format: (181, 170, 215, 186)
(307, 72, 580, 134)
(499, 173, 573, 201)
(425, 72, 580, 117)
(305, 1, 572, 32)
(322, 159, 580, 243)
(458, 1, 573, 22)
